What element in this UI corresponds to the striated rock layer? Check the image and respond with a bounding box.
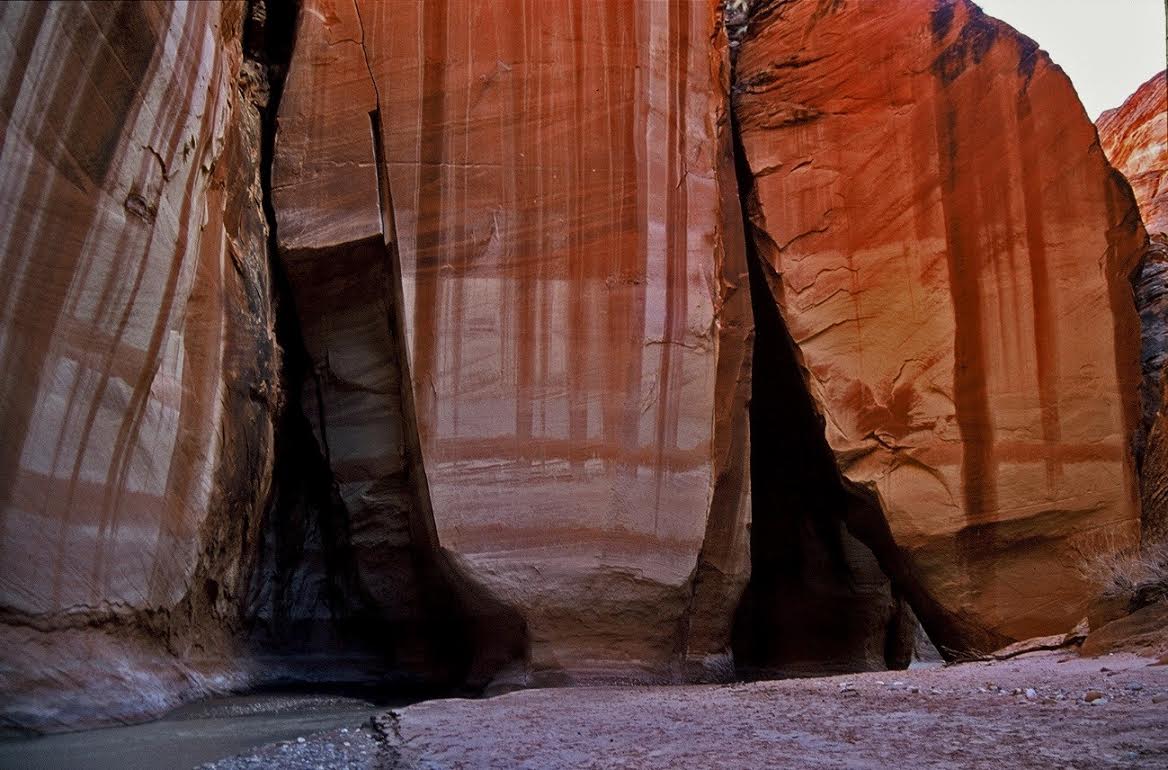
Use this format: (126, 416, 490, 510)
(734, 0, 1144, 654)
(0, 1, 281, 732)
(1098, 71, 1168, 543)
(274, 0, 752, 684)
(1098, 71, 1168, 236)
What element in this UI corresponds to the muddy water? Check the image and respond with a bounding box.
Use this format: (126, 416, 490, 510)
(0, 693, 395, 770)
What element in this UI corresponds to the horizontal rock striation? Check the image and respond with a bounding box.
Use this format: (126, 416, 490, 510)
(734, 0, 1145, 654)
(1098, 71, 1168, 235)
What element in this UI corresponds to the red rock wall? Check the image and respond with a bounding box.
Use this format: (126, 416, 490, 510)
(1098, 71, 1168, 235)
(274, 0, 752, 684)
(735, 0, 1144, 652)
(1098, 71, 1168, 543)
(0, 1, 279, 731)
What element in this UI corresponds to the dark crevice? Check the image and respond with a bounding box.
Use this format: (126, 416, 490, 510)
(724, 10, 930, 675)
(723, 1, 1009, 663)
(242, 0, 415, 686)
(245, 0, 526, 692)
(366, 106, 529, 692)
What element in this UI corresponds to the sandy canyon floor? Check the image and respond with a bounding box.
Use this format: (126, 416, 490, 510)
(191, 651, 1168, 769)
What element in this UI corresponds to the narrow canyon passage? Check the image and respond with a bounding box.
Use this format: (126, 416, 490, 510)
(0, 0, 1162, 757)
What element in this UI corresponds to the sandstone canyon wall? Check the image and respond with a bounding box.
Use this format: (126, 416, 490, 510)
(1098, 70, 1168, 543)
(0, 0, 283, 732)
(1098, 71, 1168, 236)
(273, 0, 753, 686)
(0, 0, 1156, 736)
(734, 0, 1145, 654)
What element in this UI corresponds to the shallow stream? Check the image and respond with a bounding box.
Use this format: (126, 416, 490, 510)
(0, 692, 400, 769)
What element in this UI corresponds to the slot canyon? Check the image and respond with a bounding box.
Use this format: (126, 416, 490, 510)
(0, 0, 1165, 767)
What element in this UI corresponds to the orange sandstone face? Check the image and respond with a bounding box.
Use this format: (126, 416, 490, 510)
(275, 0, 750, 678)
(1097, 70, 1168, 235)
(735, 0, 1143, 646)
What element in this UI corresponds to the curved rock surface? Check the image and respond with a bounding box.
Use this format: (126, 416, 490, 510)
(1098, 71, 1168, 235)
(274, 0, 752, 685)
(1098, 70, 1168, 543)
(1, 0, 1157, 737)
(0, 1, 279, 732)
(734, 0, 1144, 653)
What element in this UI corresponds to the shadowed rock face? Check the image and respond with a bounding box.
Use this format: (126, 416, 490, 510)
(1098, 71, 1168, 544)
(0, 0, 1156, 736)
(733, 0, 1144, 654)
(0, 1, 280, 731)
(273, 0, 752, 686)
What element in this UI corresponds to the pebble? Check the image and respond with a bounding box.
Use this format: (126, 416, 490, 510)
(1091, 697, 1110, 706)
(1083, 690, 1106, 703)
(1126, 683, 1144, 691)
(1024, 688, 1038, 700)
(1152, 695, 1168, 704)
(907, 685, 920, 694)
(297, 737, 306, 744)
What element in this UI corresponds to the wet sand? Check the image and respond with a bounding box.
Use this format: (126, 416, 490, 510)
(0, 693, 384, 770)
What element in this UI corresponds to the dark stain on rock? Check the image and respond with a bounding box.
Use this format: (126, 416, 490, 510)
(932, 10, 999, 85)
(930, 2, 956, 40)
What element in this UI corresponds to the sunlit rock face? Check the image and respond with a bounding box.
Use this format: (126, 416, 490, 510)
(734, 0, 1144, 653)
(1099, 71, 1168, 236)
(274, 0, 752, 684)
(1098, 70, 1168, 543)
(0, 1, 278, 731)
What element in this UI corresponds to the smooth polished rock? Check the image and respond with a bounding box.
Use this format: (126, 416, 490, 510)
(274, 0, 752, 684)
(734, 0, 1144, 653)
(0, 0, 278, 732)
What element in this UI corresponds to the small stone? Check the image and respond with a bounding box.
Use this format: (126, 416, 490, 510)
(890, 681, 905, 690)
(1083, 690, 1106, 703)
(1010, 688, 1022, 696)
(344, 742, 351, 747)
(297, 737, 307, 744)
(1152, 694, 1168, 704)
(908, 685, 920, 694)
(1024, 688, 1037, 700)
(1126, 682, 1144, 691)
(1091, 697, 1109, 706)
